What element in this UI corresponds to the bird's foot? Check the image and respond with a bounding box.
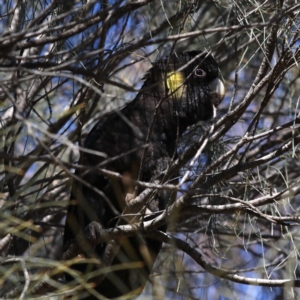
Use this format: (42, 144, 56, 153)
(84, 221, 104, 247)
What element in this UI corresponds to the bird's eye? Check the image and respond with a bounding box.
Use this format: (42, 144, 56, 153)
(195, 68, 206, 78)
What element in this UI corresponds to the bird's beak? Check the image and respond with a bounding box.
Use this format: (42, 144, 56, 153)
(209, 78, 225, 104)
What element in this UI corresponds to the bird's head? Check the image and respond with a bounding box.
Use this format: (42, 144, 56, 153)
(147, 51, 225, 123)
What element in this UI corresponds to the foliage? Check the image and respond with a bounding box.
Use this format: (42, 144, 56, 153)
(0, 0, 300, 299)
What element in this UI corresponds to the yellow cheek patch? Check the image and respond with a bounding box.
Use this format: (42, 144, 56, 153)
(166, 71, 185, 98)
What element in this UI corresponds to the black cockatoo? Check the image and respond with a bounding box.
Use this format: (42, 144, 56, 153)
(63, 51, 225, 298)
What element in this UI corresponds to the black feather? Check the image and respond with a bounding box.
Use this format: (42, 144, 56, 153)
(63, 51, 224, 298)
